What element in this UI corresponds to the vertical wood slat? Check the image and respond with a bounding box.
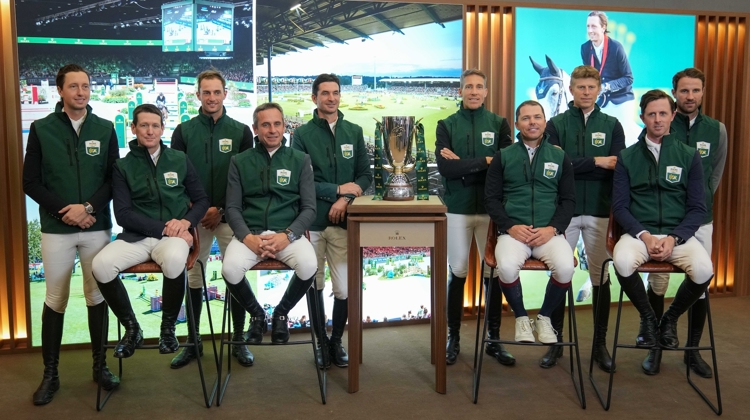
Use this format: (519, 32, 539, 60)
(695, 15, 749, 296)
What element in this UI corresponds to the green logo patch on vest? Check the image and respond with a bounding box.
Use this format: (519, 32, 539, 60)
(277, 169, 291, 186)
(219, 139, 232, 153)
(543, 162, 559, 179)
(341, 144, 354, 159)
(696, 141, 710, 158)
(665, 166, 683, 183)
(591, 132, 606, 147)
(163, 171, 179, 187)
(481, 131, 495, 147)
(85, 140, 101, 156)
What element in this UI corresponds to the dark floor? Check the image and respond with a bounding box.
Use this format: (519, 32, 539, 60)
(1, 296, 748, 420)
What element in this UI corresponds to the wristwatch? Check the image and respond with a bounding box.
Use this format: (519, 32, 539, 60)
(343, 196, 353, 203)
(553, 227, 561, 236)
(217, 207, 225, 216)
(285, 229, 298, 243)
(668, 234, 685, 246)
(84, 202, 94, 214)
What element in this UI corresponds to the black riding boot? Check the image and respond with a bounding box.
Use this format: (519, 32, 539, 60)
(223, 277, 267, 344)
(87, 302, 120, 390)
(231, 295, 255, 367)
(446, 271, 466, 365)
(170, 287, 204, 369)
(309, 289, 330, 368)
(592, 280, 615, 373)
(684, 297, 712, 377)
(159, 274, 186, 354)
(615, 270, 657, 347)
(329, 297, 349, 368)
(484, 278, 515, 366)
(272, 274, 315, 344)
(659, 278, 711, 348)
(96, 277, 143, 358)
(539, 278, 565, 368)
(32, 305, 64, 405)
(642, 285, 664, 375)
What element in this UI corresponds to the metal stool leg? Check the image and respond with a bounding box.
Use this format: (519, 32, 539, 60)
(686, 291, 722, 415)
(566, 283, 586, 409)
(589, 258, 614, 410)
(96, 309, 122, 411)
(307, 286, 327, 404)
(472, 266, 492, 404)
(184, 264, 217, 407)
(216, 289, 233, 406)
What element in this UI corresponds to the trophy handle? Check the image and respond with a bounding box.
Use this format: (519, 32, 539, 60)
(382, 163, 395, 173)
(402, 163, 416, 173)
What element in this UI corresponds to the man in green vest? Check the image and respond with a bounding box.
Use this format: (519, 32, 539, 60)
(92, 104, 210, 359)
(170, 70, 255, 369)
(23, 64, 121, 405)
(640, 69, 727, 376)
(291, 73, 372, 368)
(612, 90, 713, 354)
(485, 100, 576, 344)
(221, 102, 317, 349)
(542, 65, 625, 372)
(437, 69, 515, 366)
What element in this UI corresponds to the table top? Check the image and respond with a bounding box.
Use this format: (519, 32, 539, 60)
(348, 195, 447, 215)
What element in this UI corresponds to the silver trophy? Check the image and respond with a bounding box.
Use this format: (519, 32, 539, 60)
(381, 116, 416, 200)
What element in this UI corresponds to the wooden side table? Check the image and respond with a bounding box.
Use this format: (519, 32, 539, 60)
(346, 195, 448, 394)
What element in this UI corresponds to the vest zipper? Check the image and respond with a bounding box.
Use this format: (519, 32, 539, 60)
(263, 151, 272, 229)
(647, 152, 662, 233)
(209, 119, 215, 206)
(147, 155, 164, 221)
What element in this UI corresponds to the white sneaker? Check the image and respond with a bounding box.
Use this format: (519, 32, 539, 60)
(536, 314, 558, 344)
(515, 316, 535, 343)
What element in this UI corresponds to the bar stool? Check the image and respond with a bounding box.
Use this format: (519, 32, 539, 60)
(215, 258, 327, 405)
(472, 221, 585, 407)
(589, 212, 721, 415)
(96, 228, 219, 410)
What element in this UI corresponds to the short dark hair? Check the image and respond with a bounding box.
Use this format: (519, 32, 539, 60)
(56, 64, 90, 88)
(672, 67, 706, 90)
(253, 102, 285, 127)
(132, 104, 164, 126)
(515, 100, 545, 120)
(312, 73, 340, 96)
(197, 69, 227, 90)
(460, 69, 487, 89)
(639, 90, 676, 115)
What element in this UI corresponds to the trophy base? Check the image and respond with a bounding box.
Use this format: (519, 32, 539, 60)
(384, 174, 414, 201)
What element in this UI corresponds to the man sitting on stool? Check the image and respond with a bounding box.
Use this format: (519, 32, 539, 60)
(485, 100, 575, 343)
(611, 89, 713, 353)
(93, 104, 209, 358)
(221, 102, 317, 346)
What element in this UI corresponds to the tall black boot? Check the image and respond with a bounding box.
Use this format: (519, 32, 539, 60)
(684, 297, 712, 378)
(615, 270, 657, 347)
(484, 277, 515, 366)
(272, 274, 315, 344)
(159, 274, 186, 354)
(96, 277, 143, 358)
(659, 278, 711, 348)
(329, 297, 349, 368)
(32, 304, 64, 405)
(539, 279, 565, 368)
(224, 277, 267, 344)
(592, 280, 615, 373)
(310, 289, 330, 369)
(446, 271, 466, 365)
(170, 287, 204, 369)
(231, 295, 254, 367)
(87, 302, 120, 390)
(642, 285, 664, 375)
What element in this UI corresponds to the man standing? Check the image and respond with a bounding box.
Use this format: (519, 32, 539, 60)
(23, 64, 120, 405)
(485, 100, 576, 345)
(543, 65, 624, 371)
(221, 102, 317, 348)
(640, 69, 727, 376)
(436, 69, 515, 366)
(291, 73, 372, 368)
(170, 70, 255, 369)
(92, 104, 209, 360)
(612, 90, 713, 356)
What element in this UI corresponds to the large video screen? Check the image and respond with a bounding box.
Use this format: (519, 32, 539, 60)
(162, 1, 195, 52)
(515, 8, 696, 146)
(195, 1, 234, 52)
